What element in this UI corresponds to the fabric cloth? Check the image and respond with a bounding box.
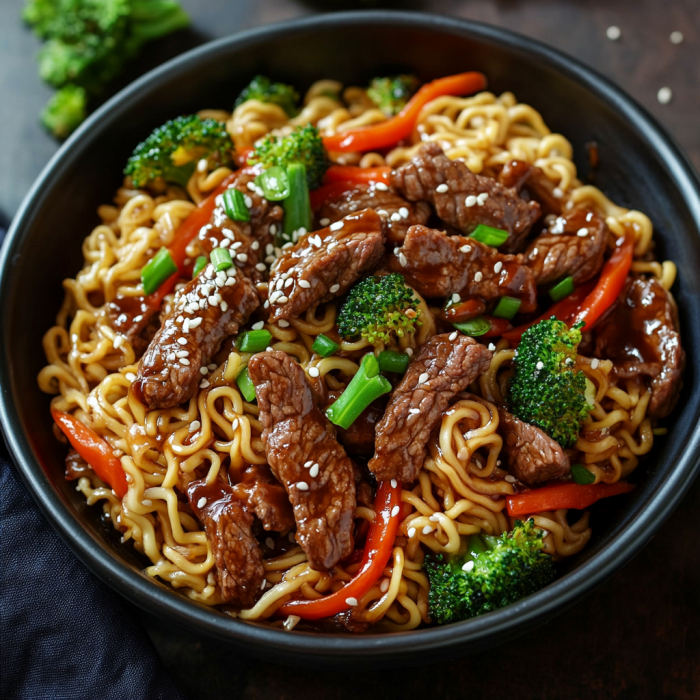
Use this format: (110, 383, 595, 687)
(0, 218, 187, 700)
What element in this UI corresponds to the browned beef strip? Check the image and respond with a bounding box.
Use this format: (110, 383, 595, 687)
(106, 292, 161, 358)
(231, 464, 295, 532)
(315, 183, 431, 243)
(133, 264, 259, 409)
(248, 351, 356, 571)
(266, 209, 385, 323)
(336, 400, 386, 459)
(391, 143, 541, 253)
(498, 408, 570, 485)
(187, 478, 264, 607)
(368, 334, 493, 482)
(499, 159, 564, 217)
(594, 277, 685, 419)
(524, 209, 608, 285)
(386, 225, 537, 314)
(64, 448, 93, 481)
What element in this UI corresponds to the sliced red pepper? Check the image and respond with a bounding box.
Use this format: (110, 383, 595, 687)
(324, 165, 391, 185)
(482, 315, 512, 338)
(572, 232, 634, 330)
(51, 408, 128, 498)
(309, 181, 358, 211)
(506, 481, 634, 517)
(323, 72, 487, 153)
(502, 282, 596, 343)
(278, 479, 401, 620)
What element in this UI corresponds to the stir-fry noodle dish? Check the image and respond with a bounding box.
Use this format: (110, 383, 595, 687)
(40, 72, 684, 632)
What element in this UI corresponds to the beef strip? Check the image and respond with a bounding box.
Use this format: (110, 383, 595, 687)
(231, 464, 295, 532)
(248, 350, 356, 571)
(106, 292, 161, 358)
(386, 225, 537, 315)
(64, 448, 93, 480)
(594, 277, 685, 419)
(498, 408, 570, 486)
(368, 334, 493, 482)
(391, 143, 541, 253)
(499, 159, 564, 217)
(187, 478, 264, 607)
(524, 208, 608, 285)
(266, 209, 385, 323)
(133, 263, 259, 409)
(315, 183, 431, 243)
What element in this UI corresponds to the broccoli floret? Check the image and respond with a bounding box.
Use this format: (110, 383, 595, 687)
(234, 75, 299, 117)
(425, 520, 556, 625)
(509, 317, 593, 448)
(367, 75, 420, 116)
(41, 84, 87, 139)
(337, 273, 420, 347)
(124, 115, 233, 188)
(249, 124, 328, 190)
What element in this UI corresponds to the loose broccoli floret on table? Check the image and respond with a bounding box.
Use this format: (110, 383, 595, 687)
(41, 84, 87, 139)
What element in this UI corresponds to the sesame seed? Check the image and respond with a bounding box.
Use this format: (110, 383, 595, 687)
(670, 31, 684, 44)
(591, 358, 600, 369)
(298, 279, 311, 289)
(308, 367, 320, 378)
(190, 318, 203, 330)
(220, 301, 228, 312)
(436, 183, 449, 193)
(183, 318, 191, 333)
(530, 248, 539, 258)
(465, 195, 477, 207)
(247, 181, 256, 191)
(462, 560, 475, 573)
(375, 182, 389, 191)
(266, 537, 275, 549)
(345, 597, 358, 607)
(657, 87, 672, 105)
(488, 343, 496, 351)
(190, 420, 201, 432)
(536, 361, 544, 370)
(236, 253, 248, 263)
(177, 337, 187, 346)
(125, 372, 136, 382)
(459, 244, 472, 253)
(252, 321, 264, 330)
(200, 367, 208, 375)
(399, 252, 407, 267)
(553, 187, 564, 199)
(457, 446, 469, 461)
(494, 261, 503, 274)
(449, 331, 458, 341)
(179, 358, 190, 366)
(266, 243, 274, 255)
(296, 481, 309, 491)
(208, 295, 219, 306)
(176, 350, 189, 358)
(133, 314, 143, 323)
(405, 348, 413, 357)
(505, 475, 517, 483)
(304, 461, 313, 468)
(451, 293, 460, 304)
(244, 195, 253, 209)
(278, 295, 289, 304)
(390, 212, 401, 222)
(377, 209, 389, 217)
(319, 218, 330, 226)
(399, 207, 409, 218)
(231, 418, 239, 430)
(422, 525, 433, 535)
(577, 228, 589, 237)
(407, 527, 416, 538)
(477, 193, 489, 205)
(330, 221, 344, 231)
(220, 239, 230, 248)
(418, 372, 429, 384)
(278, 319, 290, 328)
(329, 284, 340, 293)
(284, 278, 293, 289)
(176, 315, 184, 324)
(255, 263, 266, 272)
(269, 291, 282, 304)
(309, 464, 320, 478)
(391, 506, 400, 517)
(606, 25, 621, 41)
(200, 379, 210, 388)
(391, 479, 397, 488)
(409, 408, 421, 415)
(474, 271, 483, 282)
(380, 579, 390, 593)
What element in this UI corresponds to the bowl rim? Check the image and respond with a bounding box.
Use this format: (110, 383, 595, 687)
(2, 9, 700, 660)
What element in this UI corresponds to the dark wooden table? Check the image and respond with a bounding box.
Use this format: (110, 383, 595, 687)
(2, 1, 699, 698)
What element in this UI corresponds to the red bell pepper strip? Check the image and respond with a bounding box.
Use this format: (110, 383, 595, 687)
(506, 481, 634, 517)
(277, 479, 401, 620)
(502, 282, 596, 343)
(572, 232, 634, 330)
(51, 408, 128, 498)
(323, 72, 487, 153)
(482, 316, 512, 338)
(324, 165, 391, 185)
(309, 181, 357, 211)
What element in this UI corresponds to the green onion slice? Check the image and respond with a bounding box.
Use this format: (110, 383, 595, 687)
(210, 247, 233, 272)
(223, 188, 250, 222)
(257, 166, 290, 201)
(453, 316, 492, 337)
(141, 247, 178, 296)
(377, 350, 410, 374)
(192, 256, 208, 278)
(492, 296, 522, 320)
(236, 367, 257, 402)
(469, 224, 509, 247)
(236, 330, 272, 353)
(311, 334, 339, 358)
(282, 163, 311, 244)
(549, 276, 575, 302)
(571, 463, 596, 485)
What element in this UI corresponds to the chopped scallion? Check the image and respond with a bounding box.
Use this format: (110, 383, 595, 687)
(257, 166, 290, 201)
(141, 247, 178, 296)
(192, 256, 208, 278)
(210, 247, 233, 272)
(311, 334, 339, 358)
(236, 330, 272, 353)
(377, 350, 410, 374)
(453, 316, 492, 337)
(223, 188, 250, 222)
(236, 367, 257, 402)
(492, 296, 522, 320)
(549, 276, 575, 302)
(282, 163, 311, 244)
(469, 224, 509, 247)
(571, 463, 596, 485)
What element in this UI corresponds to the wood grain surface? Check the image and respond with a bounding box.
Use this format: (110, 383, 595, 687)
(1, 1, 699, 698)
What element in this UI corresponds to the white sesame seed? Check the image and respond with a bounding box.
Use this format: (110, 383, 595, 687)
(176, 350, 189, 358)
(377, 209, 389, 217)
(284, 278, 293, 289)
(459, 244, 472, 253)
(220, 239, 231, 248)
(177, 337, 187, 346)
(409, 408, 421, 415)
(329, 284, 340, 293)
(405, 348, 413, 357)
(236, 253, 248, 263)
(266, 243, 274, 255)
(296, 279, 311, 289)
(309, 464, 320, 478)
(296, 481, 309, 491)
(125, 372, 136, 382)
(345, 597, 358, 607)
(462, 560, 475, 573)
(606, 25, 621, 41)
(200, 379, 210, 388)
(657, 87, 672, 105)
(176, 315, 184, 324)
(488, 343, 496, 352)
(208, 295, 219, 306)
(457, 446, 469, 461)
(530, 248, 539, 258)
(436, 183, 449, 193)
(269, 290, 282, 304)
(591, 358, 600, 369)
(449, 331, 458, 341)
(451, 293, 461, 304)
(670, 31, 684, 45)
(380, 579, 390, 593)
(407, 527, 416, 538)
(505, 474, 517, 483)
(536, 361, 544, 370)
(465, 195, 477, 207)
(390, 212, 401, 222)
(330, 221, 344, 231)
(308, 367, 320, 378)
(553, 187, 564, 199)
(418, 372, 429, 385)
(133, 314, 143, 323)
(190, 420, 201, 432)
(399, 207, 409, 218)
(231, 418, 239, 430)
(247, 181, 256, 191)
(278, 295, 289, 304)
(304, 460, 313, 468)
(391, 479, 397, 488)
(266, 537, 275, 550)
(399, 252, 407, 267)
(422, 525, 433, 535)
(375, 182, 389, 191)
(474, 271, 483, 282)
(179, 358, 190, 366)
(252, 321, 264, 330)
(577, 228, 589, 237)
(200, 367, 208, 375)
(391, 506, 400, 517)
(255, 262, 266, 272)
(220, 301, 228, 312)
(494, 261, 503, 274)
(319, 218, 330, 227)
(477, 192, 489, 205)
(278, 319, 289, 328)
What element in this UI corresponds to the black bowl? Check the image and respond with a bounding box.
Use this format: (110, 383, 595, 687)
(1, 11, 699, 666)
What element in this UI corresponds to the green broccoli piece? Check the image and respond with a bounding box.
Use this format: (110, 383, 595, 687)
(509, 317, 593, 448)
(425, 519, 556, 625)
(234, 75, 299, 117)
(124, 115, 234, 188)
(41, 84, 87, 139)
(337, 273, 420, 347)
(367, 75, 420, 116)
(249, 124, 328, 190)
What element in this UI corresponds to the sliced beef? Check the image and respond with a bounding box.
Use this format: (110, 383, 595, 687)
(499, 159, 563, 217)
(267, 209, 385, 323)
(391, 143, 541, 253)
(133, 264, 259, 409)
(248, 351, 356, 571)
(231, 464, 295, 532)
(315, 183, 431, 243)
(336, 400, 386, 459)
(525, 208, 608, 285)
(594, 277, 684, 419)
(187, 478, 264, 607)
(64, 448, 93, 481)
(387, 225, 537, 315)
(368, 334, 493, 482)
(498, 408, 570, 486)
(106, 292, 161, 358)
